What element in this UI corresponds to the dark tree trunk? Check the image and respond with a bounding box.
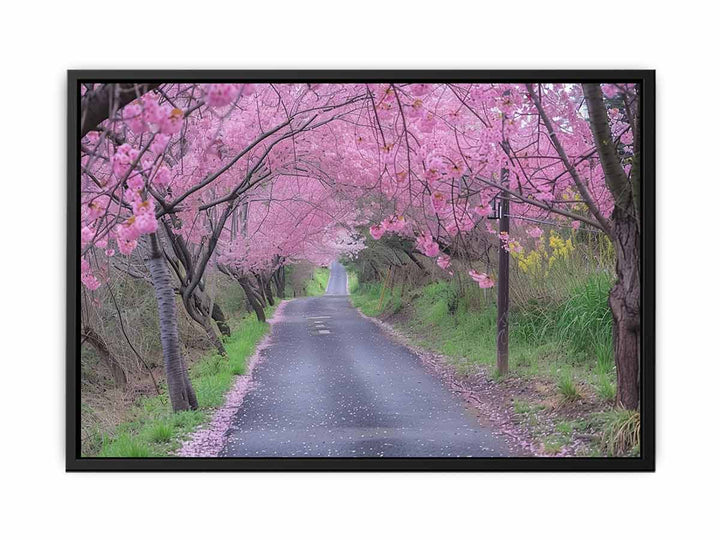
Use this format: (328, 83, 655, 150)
(81, 326, 127, 389)
(80, 83, 159, 137)
(279, 266, 286, 297)
(239, 277, 266, 322)
(583, 83, 642, 410)
(145, 234, 196, 412)
(211, 302, 231, 337)
(263, 273, 275, 306)
(253, 274, 268, 306)
(185, 292, 227, 356)
(272, 267, 285, 299)
(609, 210, 641, 409)
(181, 356, 198, 409)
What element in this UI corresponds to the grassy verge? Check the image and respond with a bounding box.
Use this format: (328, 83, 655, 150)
(351, 274, 612, 385)
(349, 271, 636, 456)
(305, 266, 330, 296)
(90, 309, 274, 457)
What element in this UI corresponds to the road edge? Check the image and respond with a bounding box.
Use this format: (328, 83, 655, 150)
(175, 299, 291, 457)
(353, 307, 547, 457)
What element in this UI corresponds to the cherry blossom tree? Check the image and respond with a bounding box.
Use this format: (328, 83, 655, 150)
(80, 83, 368, 411)
(350, 82, 641, 408)
(80, 80, 643, 411)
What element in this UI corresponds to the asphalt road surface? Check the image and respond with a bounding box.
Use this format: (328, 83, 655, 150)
(222, 261, 512, 457)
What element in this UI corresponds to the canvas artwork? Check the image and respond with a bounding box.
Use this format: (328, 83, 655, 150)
(68, 71, 654, 471)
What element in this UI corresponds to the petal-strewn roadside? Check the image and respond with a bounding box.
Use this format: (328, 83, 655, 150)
(176, 300, 289, 457)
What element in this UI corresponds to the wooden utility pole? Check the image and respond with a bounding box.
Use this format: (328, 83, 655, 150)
(496, 169, 510, 376)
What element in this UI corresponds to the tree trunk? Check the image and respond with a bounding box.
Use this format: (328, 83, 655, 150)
(263, 273, 275, 306)
(609, 210, 641, 409)
(145, 234, 196, 412)
(211, 302, 231, 337)
(81, 326, 127, 389)
(80, 83, 159, 137)
(181, 356, 198, 409)
(185, 292, 227, 356)
(239, 277, 266, 322)
(272, 267, 285, 299)
(582, 83, 642, 410)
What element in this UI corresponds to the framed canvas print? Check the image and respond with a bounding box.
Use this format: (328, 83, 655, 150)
(67, 70, 655, 471)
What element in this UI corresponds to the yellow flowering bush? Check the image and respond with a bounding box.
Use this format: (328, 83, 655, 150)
(513, 230, 575, 275)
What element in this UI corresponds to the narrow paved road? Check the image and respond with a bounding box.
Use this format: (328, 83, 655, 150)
(222, 261, 512, 457)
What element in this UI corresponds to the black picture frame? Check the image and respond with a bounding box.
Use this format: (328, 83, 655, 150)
(67, 69, 655, 472)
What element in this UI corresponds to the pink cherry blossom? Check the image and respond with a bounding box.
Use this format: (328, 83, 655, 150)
(601, 84, 620, 98)
(81, 225, 94, 247)
(161, 108, 184, 135)
(126, 174, 144, 191)
(123, 103, 146, 133)
(431, 192, 447, 213)
(134, 212, 158, 234)
(203, 84, 241, 107)
(81, 272, 101, 290)
(468, 269, 494, 288)
(416, 232, 440, 258)
(151, 133, 170, 154)
(110, 144, 139, 178)
(369, 224, 385, 240)
(527, 226, 543, 238)
(141, 94, 165, 126)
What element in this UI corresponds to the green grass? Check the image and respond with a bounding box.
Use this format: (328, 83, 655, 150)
(349, 270, 614, 396)
(592, 408, 641, 456)
(595, 371, 617, 402)
(542, 436, 566, 455)
(513, 399, 532, 414)
(558, 370, 580, 401)
(89, 309, 274, 457)
(305, 267, 330, 296)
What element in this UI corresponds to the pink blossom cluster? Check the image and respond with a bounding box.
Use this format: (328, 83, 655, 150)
(112, 199, 158, 255)
(526, 226, 543, 238)
(203, 84, 241, 107)
(498, 231, 523, 253)
(436, 254, 451, 269)
(203, 83, 256, 108)
(110, 144, 139, 178)
(369, 224, 385, 240)
(415, 231, 440, 258)
(80, 257, 101, 290)
(468, 269, 494, 288)
(123, 95, 184, 135)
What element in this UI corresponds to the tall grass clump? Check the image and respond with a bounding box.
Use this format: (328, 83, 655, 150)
(594, 408, 641, 456)
(558, 369, 580, 401)
(555, 272, 613, 363)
